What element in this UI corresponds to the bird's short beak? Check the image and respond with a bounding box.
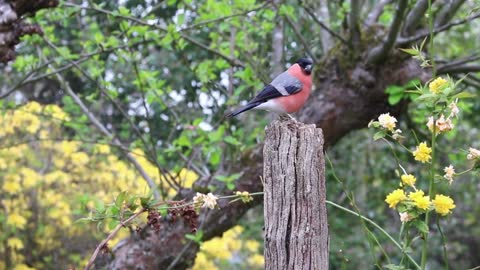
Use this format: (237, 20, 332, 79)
(305, 64, 312, 74)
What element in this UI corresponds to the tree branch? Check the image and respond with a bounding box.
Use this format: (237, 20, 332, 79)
(85, 210, 146, 270)
(180, 2, 270, 31)
(63, 2, 246, 68)
(435, 0, 466, 27)
(367, 0, 408, 64)
(438, 64, 480, 74)
(402, 0, 429, 35)
(302, 5, 349, 47)
(397, 12, 480, 45)
(365, 0, 392, 27)
(270, 2, 317, 63)
(317, 0, 333, 52)
(51, 65, 162, 200)
(437, 53, 480, 73)
(349, 0, 361, 47)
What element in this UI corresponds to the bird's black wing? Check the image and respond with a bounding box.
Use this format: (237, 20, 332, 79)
(250, 71, 303, 103)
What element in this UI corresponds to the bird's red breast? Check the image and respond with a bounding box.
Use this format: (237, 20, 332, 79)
(274, 63, 312, 113)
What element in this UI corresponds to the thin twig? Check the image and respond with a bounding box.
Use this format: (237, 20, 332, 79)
(42, 37, 173, 197)
(49, 63, 161, 199)
(437, 53, 480, 73)
(63, 2, 245, 67)
(302, 4, 349, 47)
(438, 64, 480, 74)
(397, 12, 480, 45)
(271, 1, 317, 63)
(326, 200, 421, 269)
(84, 210, 146, 270)
(1, 40, 149, 99)
(180, 3, 270, 31)
(365, 0, 393, 27)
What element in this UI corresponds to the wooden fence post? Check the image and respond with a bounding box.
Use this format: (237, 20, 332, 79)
(263, 119, 328, 270)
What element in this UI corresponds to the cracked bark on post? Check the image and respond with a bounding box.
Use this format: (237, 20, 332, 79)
(264, 119, 328, 270)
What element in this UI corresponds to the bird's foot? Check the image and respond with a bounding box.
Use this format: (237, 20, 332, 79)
(279, 113, 297, 122)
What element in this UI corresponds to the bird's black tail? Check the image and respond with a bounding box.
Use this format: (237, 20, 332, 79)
(225, 101, 262, 118)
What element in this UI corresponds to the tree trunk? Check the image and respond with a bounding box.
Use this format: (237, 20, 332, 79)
(263, 119, 328, 270)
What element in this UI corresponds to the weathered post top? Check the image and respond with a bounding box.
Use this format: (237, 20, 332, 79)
(263, 118, 328, 270)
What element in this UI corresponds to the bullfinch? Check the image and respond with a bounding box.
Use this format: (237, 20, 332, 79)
(226, 58, 313, 118)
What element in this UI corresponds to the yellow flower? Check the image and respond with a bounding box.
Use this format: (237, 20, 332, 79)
(192, 253, 219, 270)
(409, 190, 425, 200)
(3, 179, 21, 194)
(413, 142, 432, 163)
(14, 264, 36, 270)
(401, 174, 416, 187)
(429, 77, 448, 94)
(7, 213, 27, 229)
(244, 240, 260, 253)
(410, 191, 431, 210)
(71, 152, 90, 166)
(20, 167, 39, 188)
(94, 144, 111, 154)
(433, 194, 455, 216)
(385, 189, 406, 208)
(7, 238, 24, 250)
(248, 254, 265, 267)
(378, 113, 397, 131)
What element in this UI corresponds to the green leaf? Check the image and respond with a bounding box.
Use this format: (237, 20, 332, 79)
(452, 91, 476, 99)
(385, 85, 404, 95)
(108, 219, 120, 230)
(210, 150, 221, 166)
(74, 217, 93, 224)
(118, 6, 130, 16)
(412, 220, 429, 234)
(399, 48, 419, 56)
(95, 200, 105, 214)
(227, 182, 235, 190)
(140, 195, 153, 209)
(388, 94, 403, 105)
(115, 191, 127, 208)
(224, 135, 241, 145)
(185, 230, 203, 244)
(175, 134, 191, 148)
(373, 131, 386, 141)
(279, 5, 295, 18)
(107, 205, 120, 216)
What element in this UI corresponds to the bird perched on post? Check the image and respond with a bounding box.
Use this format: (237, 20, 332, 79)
(226, 58, 313, 118)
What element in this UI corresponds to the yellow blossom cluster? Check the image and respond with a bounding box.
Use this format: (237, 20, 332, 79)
(385, 189, 406, 208)
(400, 174, 416, 187)
(432, 194, 456, 216)
(385, 171, 455, 219)
(409, 190, 430, 210)
(0, 102, 197, 269)
(428, 77, 448, 94)
(413, 142, 432, 163)
(192, 225, 264, 270)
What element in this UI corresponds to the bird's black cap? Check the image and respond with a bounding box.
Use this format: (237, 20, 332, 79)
(296, 58, 313, 74)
